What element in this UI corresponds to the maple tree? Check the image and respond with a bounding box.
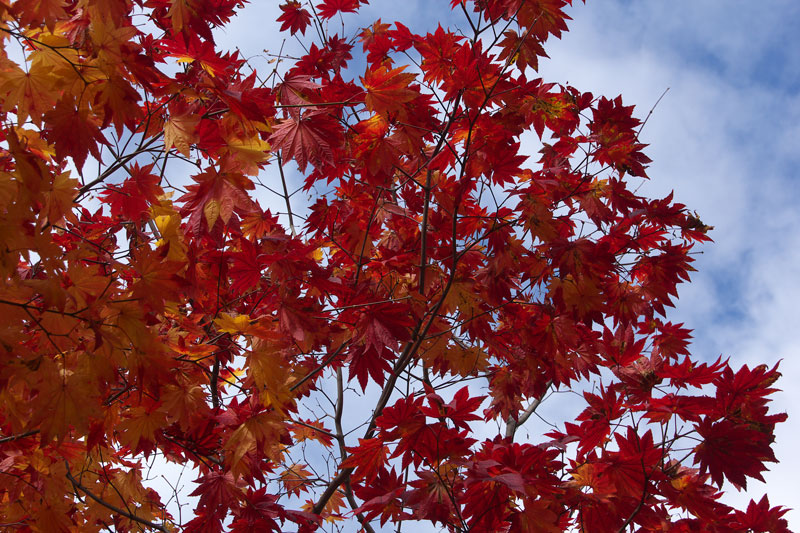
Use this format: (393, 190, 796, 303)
(0, 0, 790, 531)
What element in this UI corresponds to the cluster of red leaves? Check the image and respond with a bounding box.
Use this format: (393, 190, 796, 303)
(0, 0, 789, 532)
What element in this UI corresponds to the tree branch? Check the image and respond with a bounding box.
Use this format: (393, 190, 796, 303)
(276, 153, 297, 237)
(504, 381, 552, 440)
(65, 466, 169, 532)
(0, 430, 39, 444)
(333, 368, 376, 533)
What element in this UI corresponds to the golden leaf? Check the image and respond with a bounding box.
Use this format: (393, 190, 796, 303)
(164, 112, 199, 157)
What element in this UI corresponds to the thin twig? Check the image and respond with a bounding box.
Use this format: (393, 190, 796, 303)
(276, 153, 297, 236)
(290, 341, 348, 392)
(0, 430, 39, 444)
(635, 87, 670, 140)
(66, 465, 169, 532)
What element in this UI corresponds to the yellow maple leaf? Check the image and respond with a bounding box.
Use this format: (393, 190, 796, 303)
(161, 382, 210, 429)
(0, 59, 57, 125)
(303, 488, 346, 522)
(224, 424, 256, 471)
(224, 412, 285, 474)
(421, 335, 489, 377)
(247, 343, 295, 412)
(116, 407, 168, 452)
(223, 133, 270, 175)
(164, 112, 199, 156)
(168, 0, 193, 34)
(33, 501, 75, 533)
(88, 16, 138, 70)
(13, 127, 56, 160)
(152, 202, 188, 262)
(40, 171, 78, 227)
(0, 170, 18, 208)
(549, 274, 603, 318)
(203, 197, 220, 229)
(66, 262, 114, 310)
(22, 276, 67, 312)
(33, 358, 101, 442)
(280, 463, 314, 496)
(214, 312, 254, 335)
(111, 469, 148, 503)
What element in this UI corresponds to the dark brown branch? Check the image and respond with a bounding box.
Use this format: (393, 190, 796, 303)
(0, 430, 39, 444)
(635, 87, 670, 141)
(290, 341, 348, 392)
(77, 135, 163, 197)
(208, 351, 221, 411)
(276, 153, 297, 236)
(65, 466, 169, 532)
(353, 188, 384, 286)
(617, 474, 649, 533)
(418, 168, 434, 294)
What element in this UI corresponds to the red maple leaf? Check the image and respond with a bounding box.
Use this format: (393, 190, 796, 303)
(275, 74, 322, 109)
(177, 167, 257, 234)
(44, 99, 109, 171)
(229, 488, 284, 532)
(189, 471, 244, 512)
(602, 428, 661, 498)
(694, 418, 776, 489)
(100, 162, 163, 222)
(351, 467, 408, 526)
(730, 495, 791, 533)
(269, 109, 341, 171)
(277, 1, 312, 35)
(340, 437, 387, 483)
(316, 0, 362, 20)
(229, 238, 266, 294)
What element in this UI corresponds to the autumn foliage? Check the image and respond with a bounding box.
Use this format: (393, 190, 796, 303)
(0, 0, 790, 531)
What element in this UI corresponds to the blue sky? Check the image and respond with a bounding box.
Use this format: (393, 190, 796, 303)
(205, 0, 800, 527)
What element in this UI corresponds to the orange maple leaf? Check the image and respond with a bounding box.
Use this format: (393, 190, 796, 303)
(362, 65, 418, 117)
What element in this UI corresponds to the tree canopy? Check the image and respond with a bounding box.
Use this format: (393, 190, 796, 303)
(0, 0, 789, 531)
